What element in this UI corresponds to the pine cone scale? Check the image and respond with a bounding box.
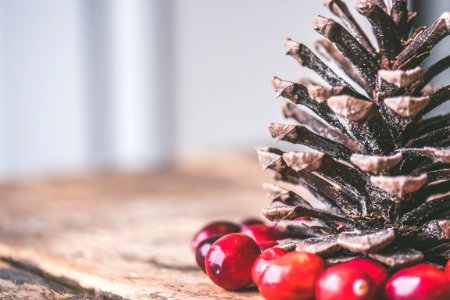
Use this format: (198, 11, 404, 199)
(259, 0, 450, 267)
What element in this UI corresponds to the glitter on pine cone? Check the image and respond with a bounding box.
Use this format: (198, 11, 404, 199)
(257, 0, 450, 269)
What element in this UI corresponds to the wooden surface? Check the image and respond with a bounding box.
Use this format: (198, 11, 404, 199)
(0, 153, 269, 299)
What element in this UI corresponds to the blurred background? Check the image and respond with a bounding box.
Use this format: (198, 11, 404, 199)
(0, 0, 447, 179)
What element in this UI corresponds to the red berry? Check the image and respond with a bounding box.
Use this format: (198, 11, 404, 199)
(195, 235, 221, 273)
(251, 247, 288, 287)
(385, 263, 448, 300)
(259, 251, 326, 300)
(240, 224, 283, 250)
(445, 259, 450, 282)
(316, 264, 377, 300)
(240, 217, 265, 228)
(191, 221, 240, 252)
(345, 258, 388, 296)
(205, 233, 261, 290)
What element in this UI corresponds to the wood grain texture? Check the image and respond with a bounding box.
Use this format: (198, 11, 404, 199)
(0, 260, 88, 299)
(0, 153, 269, 299)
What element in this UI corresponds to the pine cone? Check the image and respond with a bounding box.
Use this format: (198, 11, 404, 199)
(258, 0, 450, 269)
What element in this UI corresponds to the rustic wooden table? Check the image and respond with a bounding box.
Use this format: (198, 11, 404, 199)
(0, 153, 268, 299)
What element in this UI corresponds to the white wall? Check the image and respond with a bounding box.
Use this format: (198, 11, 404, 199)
(0, 0, 89, 177)
(0, 0, 326, 177)
(0, 0, 446, 177)
(173, 0, 449, 149)
(173, 0, 326, 150)
(0, 0, 173, 178)
(97, 0, 174, 169)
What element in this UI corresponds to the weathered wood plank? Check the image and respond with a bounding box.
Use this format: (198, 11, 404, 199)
(0, 260, 89, 299)
(0, 154, 268, 299)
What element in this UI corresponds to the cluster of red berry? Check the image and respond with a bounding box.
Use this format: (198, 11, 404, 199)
(192, 220, 450, 300)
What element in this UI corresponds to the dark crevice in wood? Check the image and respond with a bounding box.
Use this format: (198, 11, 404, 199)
(0, 257, 121, 300)
(146, 258, 198, 272)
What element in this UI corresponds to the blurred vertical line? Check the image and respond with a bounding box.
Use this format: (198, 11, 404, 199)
(81, 0, 175, 170)
(82, 0, 114, 168)
(0, 0, 13, 178)
(152, 0, 176, 167)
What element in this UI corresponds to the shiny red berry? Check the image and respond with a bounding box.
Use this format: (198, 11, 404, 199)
(445, 259, 450, 282)
(345, 258, 388, 296)
(316, 264, 377, 300)
(259, 251, 326, 300)
(205, 233, 261, 291)
(240, 217, 265, 228)
(385, 263, 448, 300)
(251, 247, 287, 287)
(240, 224, 283, 250)
(191, 221, 240, 252)
(195, 235, 221, 273)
